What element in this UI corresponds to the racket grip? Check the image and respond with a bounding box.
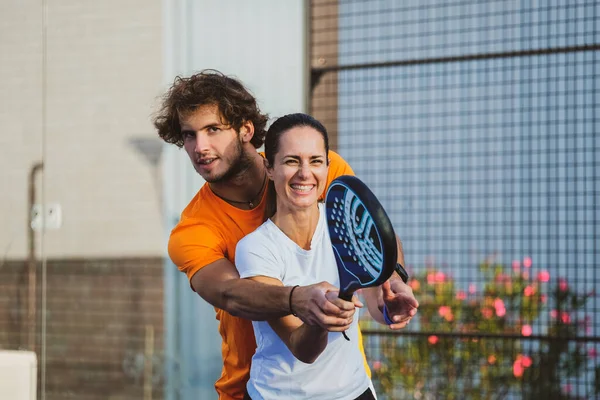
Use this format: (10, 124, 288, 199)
(339, 290, 352, 341)
(338, 290, 353, 302)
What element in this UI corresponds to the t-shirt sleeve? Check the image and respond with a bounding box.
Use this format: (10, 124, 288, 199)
(321, 151, 355, 200)
(235, 233, 284, 281)
(168, 219, 227, 283)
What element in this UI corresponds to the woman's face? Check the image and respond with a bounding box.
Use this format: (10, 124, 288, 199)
(267, 126, 329, 212)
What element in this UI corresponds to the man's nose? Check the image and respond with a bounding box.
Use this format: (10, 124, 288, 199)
(194, 132, 209, 153)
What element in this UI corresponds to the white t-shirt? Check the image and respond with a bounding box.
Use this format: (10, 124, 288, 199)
(235, 204, 371, 400)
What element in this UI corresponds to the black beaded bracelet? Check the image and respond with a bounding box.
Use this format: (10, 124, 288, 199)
(289, 285, 300, 316)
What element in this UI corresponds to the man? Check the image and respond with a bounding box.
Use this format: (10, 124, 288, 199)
(154, 70, 418, 400)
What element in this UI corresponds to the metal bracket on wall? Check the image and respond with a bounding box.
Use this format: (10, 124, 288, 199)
(31, 203, 62, 231)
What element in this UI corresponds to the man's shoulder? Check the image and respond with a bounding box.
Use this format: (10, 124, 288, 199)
(179, 184, 216, 221)
(171, 185, 227, 240)
(327, 150, 344, 163)
(168, 185, 226, 266)
(327, 150, 353, 174)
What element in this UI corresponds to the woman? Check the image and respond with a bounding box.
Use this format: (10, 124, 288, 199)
(235, 113, 392, 400)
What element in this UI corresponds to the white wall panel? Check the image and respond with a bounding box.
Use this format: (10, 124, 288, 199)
(160, 2, 307, 399)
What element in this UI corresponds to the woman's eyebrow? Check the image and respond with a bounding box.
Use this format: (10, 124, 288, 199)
(282, 154, 325, 160)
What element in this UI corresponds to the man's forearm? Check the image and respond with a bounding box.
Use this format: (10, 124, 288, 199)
(217, 278, 293, 320)
(190, 259, 355, 328)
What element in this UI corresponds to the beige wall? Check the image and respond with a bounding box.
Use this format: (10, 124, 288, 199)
(0, 0, 164, 259)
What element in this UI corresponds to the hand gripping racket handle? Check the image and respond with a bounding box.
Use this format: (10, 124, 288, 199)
(339, 289, 353, 341)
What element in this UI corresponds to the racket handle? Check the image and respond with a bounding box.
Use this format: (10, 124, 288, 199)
(339, 290, 352, 341)
(338, 290, 353, 302)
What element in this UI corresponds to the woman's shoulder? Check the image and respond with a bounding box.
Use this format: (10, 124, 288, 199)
(236, 220, 278, 252)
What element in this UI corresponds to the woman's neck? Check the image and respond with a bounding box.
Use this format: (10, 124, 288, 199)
(271, 204, 320, 250)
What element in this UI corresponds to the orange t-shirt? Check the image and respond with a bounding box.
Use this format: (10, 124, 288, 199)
(168, 151, 371, 400)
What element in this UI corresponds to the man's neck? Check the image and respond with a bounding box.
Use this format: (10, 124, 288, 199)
(209, 152, 266, 207)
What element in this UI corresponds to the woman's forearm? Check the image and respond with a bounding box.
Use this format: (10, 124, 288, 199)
(288, 323, 329, 364)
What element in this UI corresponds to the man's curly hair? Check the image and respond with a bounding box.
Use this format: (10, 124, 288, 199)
(154, 70, 268, 149)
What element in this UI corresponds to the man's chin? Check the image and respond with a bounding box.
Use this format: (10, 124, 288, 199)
(195, 169, 221, 183)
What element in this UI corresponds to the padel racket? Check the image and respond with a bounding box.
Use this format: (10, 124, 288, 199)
(325, 175, 408, 339)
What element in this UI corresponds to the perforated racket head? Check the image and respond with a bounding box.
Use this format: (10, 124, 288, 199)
(325, 175, 398, 300)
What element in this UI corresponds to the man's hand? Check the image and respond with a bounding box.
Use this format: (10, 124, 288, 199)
(292, 282, 362, 332)
(380, 279, 419, 330)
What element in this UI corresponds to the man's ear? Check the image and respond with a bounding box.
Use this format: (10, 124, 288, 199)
(239, 120, 255, 143)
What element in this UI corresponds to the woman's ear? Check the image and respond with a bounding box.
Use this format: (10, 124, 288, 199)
(264, 158, 274, 180)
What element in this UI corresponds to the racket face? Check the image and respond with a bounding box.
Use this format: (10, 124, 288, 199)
(325, 175, 398, 298)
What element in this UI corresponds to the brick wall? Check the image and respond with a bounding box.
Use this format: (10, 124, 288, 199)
(0, 257, 164, 400)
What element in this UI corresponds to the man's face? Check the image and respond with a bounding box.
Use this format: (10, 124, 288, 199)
(181, 104, 252, 183)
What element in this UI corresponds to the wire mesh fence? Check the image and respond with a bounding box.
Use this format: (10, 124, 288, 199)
(310, 1, 600, 398)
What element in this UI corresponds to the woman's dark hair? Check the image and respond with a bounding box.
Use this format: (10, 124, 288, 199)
(264, 113, 330, 218)
(153, 69, 268, 148)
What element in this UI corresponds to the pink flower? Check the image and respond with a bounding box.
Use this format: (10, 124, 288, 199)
(524, 285, 536, 297)
(438, 306, 451, 318)
(456, 290, 467, 300)
(435, 271, 446, 283)
(559, 278, 568, 292)
(512, 260, 521, 272)
(409, 279, 420, 291)
(550, 310, 558, 319)
(438, 306, 454, 321)
(588, 348, 597, 359)
(494, 298, 506, 317)
(513, 354, 532, 378)
(560, 312, 571, 324)
(523, 256, 532, 268)
(541, 294, 547, 304)
(428, 335, 439, 345)
(482, 308, 493, 319)
(522, 325, 532, 336)
(563, 384, 572, 394)
(427, 273, 435, 285)
(468, 284, 477, 294)
(372, 361, 382, 371)
(513, 359, 524, 378)
(537, 270, 550, 282)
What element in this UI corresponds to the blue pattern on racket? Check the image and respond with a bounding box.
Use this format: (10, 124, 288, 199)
(325, 175, 403, 340)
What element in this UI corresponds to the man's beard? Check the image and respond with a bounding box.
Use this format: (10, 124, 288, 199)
(203, 139, 254, 183)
